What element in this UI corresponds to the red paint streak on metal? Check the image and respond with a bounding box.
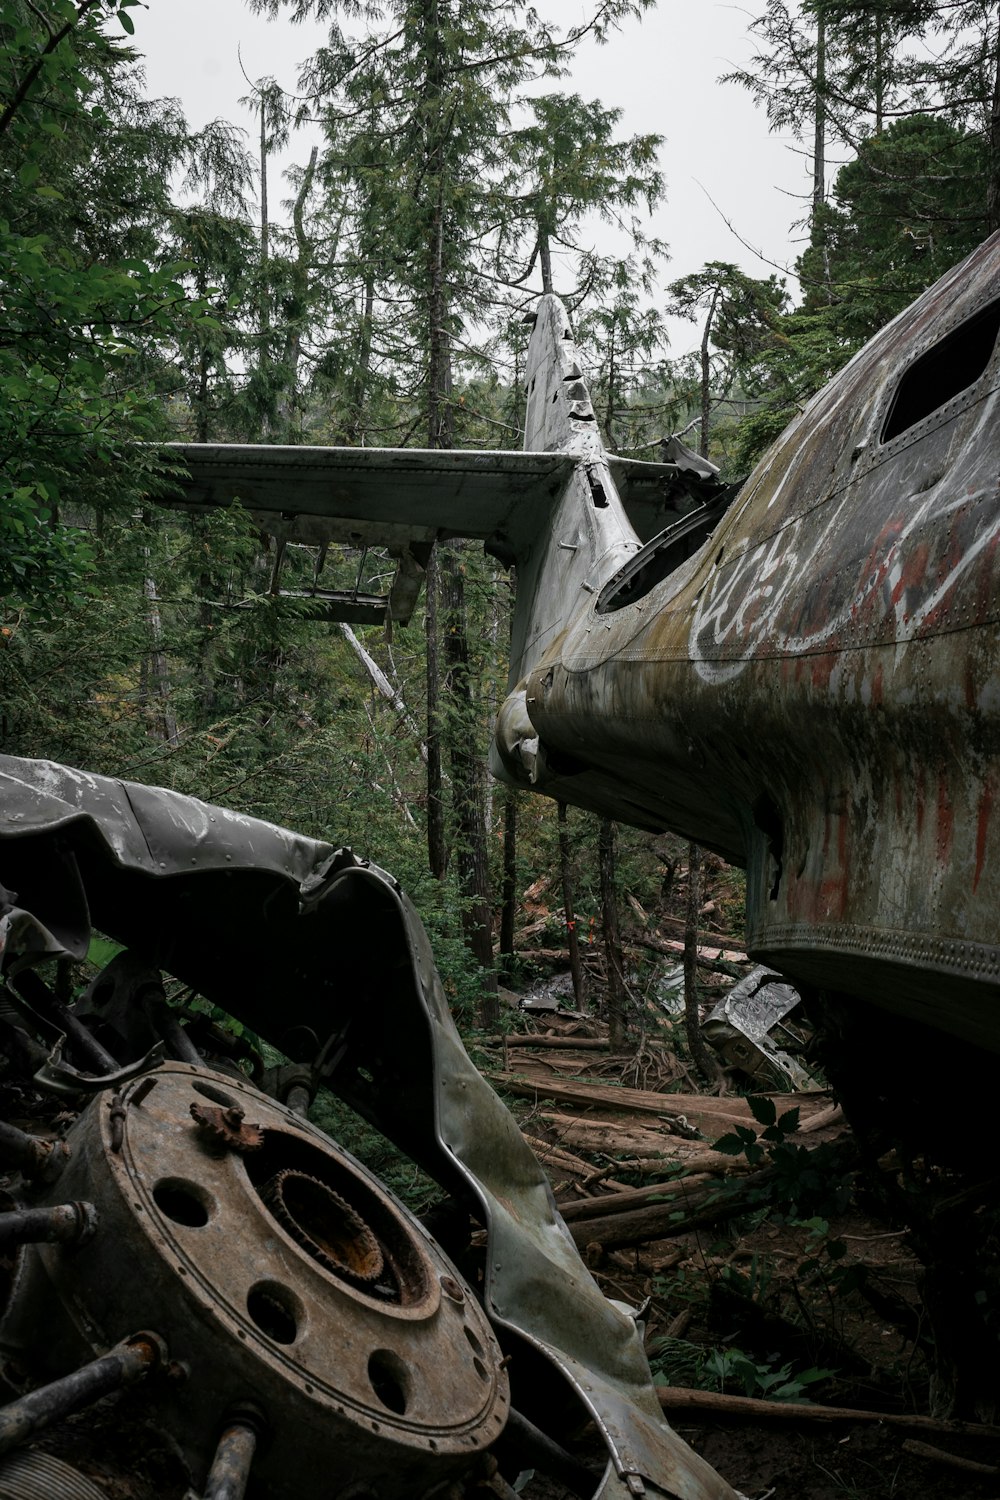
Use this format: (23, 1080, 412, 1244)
(965, 666, 977, 710)
(871, 663, 884, 706)
(974, 776, 994, 893)
(891, 542, 930, 614)
(974, 524, 1000, 622)
(935, 771, 954, 867)
(810, 653, 836, 693)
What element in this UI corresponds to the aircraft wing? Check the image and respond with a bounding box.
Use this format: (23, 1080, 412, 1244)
(154, 441, 723, 626)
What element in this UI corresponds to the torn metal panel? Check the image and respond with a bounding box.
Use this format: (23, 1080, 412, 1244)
(702, 966, 815, 1090)
(0, 754, 735, 1500)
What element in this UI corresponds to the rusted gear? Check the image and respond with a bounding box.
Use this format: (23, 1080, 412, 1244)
(189, 1101, 263, 1153)
(261, 1169, 384, 1285)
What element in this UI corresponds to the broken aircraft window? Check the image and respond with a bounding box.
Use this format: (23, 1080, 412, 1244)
(881, 296, 1000, 444)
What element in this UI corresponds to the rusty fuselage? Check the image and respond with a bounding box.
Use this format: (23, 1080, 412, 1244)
(495, 238, 1000, 1050)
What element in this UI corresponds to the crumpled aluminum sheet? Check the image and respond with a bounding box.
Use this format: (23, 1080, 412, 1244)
(0, 754, 734, 1500)
(703, 965, 813, 1089)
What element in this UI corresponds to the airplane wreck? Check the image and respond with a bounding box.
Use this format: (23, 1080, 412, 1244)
(0, 760, 734, 1499)
(0, 228, 999, 1494)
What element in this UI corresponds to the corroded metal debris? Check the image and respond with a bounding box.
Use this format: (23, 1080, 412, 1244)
(189, 1100, 265, 1153)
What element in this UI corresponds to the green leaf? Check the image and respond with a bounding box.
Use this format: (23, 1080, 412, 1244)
(748, 1094, 777, 1128)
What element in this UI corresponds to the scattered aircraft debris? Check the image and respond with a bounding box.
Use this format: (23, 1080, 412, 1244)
(0, 755, 734, 1500)
(702, 967, 815, 1091)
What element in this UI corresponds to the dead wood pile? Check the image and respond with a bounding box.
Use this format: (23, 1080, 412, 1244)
(480, 1016, 841, 1257)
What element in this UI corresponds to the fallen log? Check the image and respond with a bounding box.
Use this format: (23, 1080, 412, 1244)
(798, 1101, 844, 1134)
(520, 1133, 631, 1192)
(490, 1073, 752, 1121)
(542, 1113, 680, 1159)
(483, 1035, 611, 1051)
(541, 1118, 757, 1176)
(557, 1174, 713, 1222)
(512, 941, 748, 975)
(632, 932, 748, 970)
(567, 1188, 717, 1250)
(656, 1386, 1000, 1440)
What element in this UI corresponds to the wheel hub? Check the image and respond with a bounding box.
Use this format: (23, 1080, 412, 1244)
(0, 1064, 509, 1499)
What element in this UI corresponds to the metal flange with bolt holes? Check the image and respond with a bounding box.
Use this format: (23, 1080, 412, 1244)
(0, 1062, 510, 1500)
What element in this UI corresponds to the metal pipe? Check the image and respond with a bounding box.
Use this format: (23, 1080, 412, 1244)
(0, 1119, 69, 1183)
(285, 1084, 311, 1118)
(500, 1408, 598, 1499)
(12, 972, 119, 1076)
(0, 1333, 163, 1459)
(155, 1007, 203, 1066)
(202, 1410, 263, 1500)
(0, 1202, 97, 1251)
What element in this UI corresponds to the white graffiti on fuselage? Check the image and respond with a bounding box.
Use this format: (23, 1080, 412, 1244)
(688, 472, 1000, 686)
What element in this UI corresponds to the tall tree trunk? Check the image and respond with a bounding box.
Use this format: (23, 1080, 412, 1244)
(140, 516, 178, 747)
(538, 228, 553, 294)
(989, 11, 1000, 233)
(812, 13, 831, 301)
(258, 103, 272, 440)
(442, 543, 498, 1026)
(684, 842, 723, 1086)
(812, 13, 826, 242)
(604, 312, 618, 451)
(425, 543, 447, 879)
(498, 787, 518, 971)
(275, 145, 318, 439)
(558, 801, 584, 1007)
(599, 818, 626, 1048)
(699, 287, 720, 459)
(346, 264, 376, 443)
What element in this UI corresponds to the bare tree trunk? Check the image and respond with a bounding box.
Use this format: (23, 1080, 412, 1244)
(275, 145, 318, 438)
(141, 566, 178, 747)
(989, 12, 1000, 233)
(599, 818, 626, 1048)
(558, 801, 584, 1007)
(498, 787, 518, 970)
(812, 13, 826, 240)
(699, 287, 720, 459)
(538, 229, 553, 294)
(684, 842, 723, 1086)
(425, 543, 447, 880)
(442, 544, 498, 1026)
(340, 623, 427, 762)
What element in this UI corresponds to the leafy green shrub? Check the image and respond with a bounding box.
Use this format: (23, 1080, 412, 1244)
(713, 1095, 854, 1220)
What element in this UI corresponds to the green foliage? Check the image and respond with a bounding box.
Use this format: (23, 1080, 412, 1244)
(0, 0, 233, 609)
(308, 1086, 444, 1215)
(649, 1334, 834, 1403)
(714, 1099, 855, 1219)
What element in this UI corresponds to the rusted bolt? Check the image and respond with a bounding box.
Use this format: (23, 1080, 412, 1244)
(130, 1076, 157, 1107)
(108, 1093, 127, 1154)
(439, 1275, 464, 1304)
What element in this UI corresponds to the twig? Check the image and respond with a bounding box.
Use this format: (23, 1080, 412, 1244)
(901, 1439, 998, 1475)
(656, 1387, 1000, 1440)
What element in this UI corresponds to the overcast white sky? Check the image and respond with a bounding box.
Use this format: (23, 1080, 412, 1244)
(132, 1, 812, 359)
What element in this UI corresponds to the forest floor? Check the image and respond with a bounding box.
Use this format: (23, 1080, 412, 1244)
(489, 1018, 1000, 1497)
(484, 863, 1000, 1499)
